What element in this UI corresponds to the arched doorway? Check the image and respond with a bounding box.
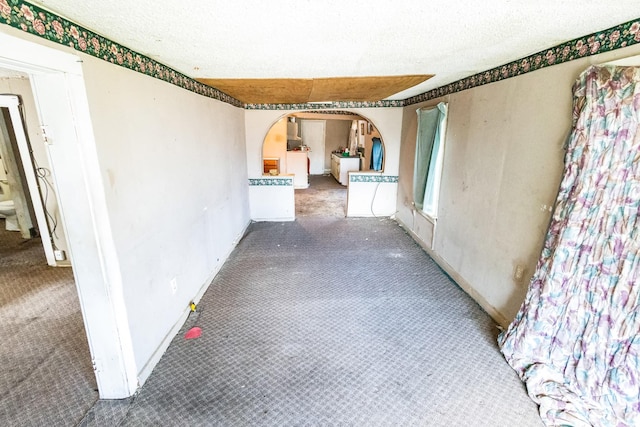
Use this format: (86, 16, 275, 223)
(261, 111, 385, 217)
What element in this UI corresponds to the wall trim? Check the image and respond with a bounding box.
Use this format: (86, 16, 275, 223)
(1, 1, 242, 107)
(249, 177, 293, 186)
(244, 100, 404, 110)
(349, 174, 399, 183)
(3, 3, 638, 110)
(404, 18, 640, 105)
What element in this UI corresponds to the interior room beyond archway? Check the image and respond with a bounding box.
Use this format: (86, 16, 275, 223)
(261, 111, 384, 190)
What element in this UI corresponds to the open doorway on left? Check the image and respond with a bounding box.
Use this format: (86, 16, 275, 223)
(0, 70, 97, 425)
(0, 76, 70, 267)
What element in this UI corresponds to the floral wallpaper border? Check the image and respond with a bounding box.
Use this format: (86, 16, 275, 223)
(294, 109, 381, 116)
(404, 18, 640, 106)
(244, 100, 404, 110)
(247, 17, 640, 109)
(0, 0, 243, 107)
(350, 174, 399, 184)
(1, 2, 638, 110)
(249, 178, 293, 186)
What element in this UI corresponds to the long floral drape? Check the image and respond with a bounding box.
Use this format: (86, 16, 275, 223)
(498, 65, 640, 426)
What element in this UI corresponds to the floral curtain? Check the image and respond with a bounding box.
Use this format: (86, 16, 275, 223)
(498, 65, 640, 426)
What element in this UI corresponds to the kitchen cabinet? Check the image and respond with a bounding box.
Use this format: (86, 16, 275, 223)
(330, 155, 339, 182)
(331, 154, 361, 186)
(286, 151, 309, 188)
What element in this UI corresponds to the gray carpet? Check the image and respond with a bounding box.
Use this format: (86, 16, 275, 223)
(0, 219, 98, 426)
(295, 174, 346, 217)
(83, 217, 543, 426)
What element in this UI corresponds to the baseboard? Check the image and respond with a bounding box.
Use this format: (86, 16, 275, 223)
(252, 217, 295, 222)
(136, 219, 252, 387)
(395, 217, 510, 329)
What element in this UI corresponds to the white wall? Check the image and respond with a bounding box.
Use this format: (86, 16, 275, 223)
(249, 176, 295, 221)
(324, 120, 351, 170)
(0, 26, 250, 396)
(300, 119, 325, 175)
(347, 175, 398, 217)
(81, 56, 250, 376)
(396, 43, 640, 327)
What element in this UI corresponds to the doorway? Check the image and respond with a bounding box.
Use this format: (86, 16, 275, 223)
(0, 93, 67, 265)
(261, 111, 386, 217)
(300, 120, 325, 175)
(0, 31, 138, 398)
(295, 174, 346, 217)
(0, 71, 99, 425)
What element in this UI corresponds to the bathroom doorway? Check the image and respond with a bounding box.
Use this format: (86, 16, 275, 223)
(0, 68, 99, 423)
(0, 94, 62, 265)
(0, 31, 141, 399)
(0, 103, 35, 237)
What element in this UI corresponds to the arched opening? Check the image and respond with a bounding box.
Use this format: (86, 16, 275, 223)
(261, 111, 385, 217)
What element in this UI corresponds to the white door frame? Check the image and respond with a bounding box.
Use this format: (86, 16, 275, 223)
(0, 31, 138, 398)
(0, 95, 55, 264)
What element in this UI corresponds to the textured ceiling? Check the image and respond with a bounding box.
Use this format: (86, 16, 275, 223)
(28, 1, 640, 102)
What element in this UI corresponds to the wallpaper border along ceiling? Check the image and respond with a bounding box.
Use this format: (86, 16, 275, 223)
(0, 0, 243, 107)
(1, 1, 639, 110)
(404, 19, 640, 106)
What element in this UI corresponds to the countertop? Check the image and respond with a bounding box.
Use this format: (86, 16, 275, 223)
(332, 153, 361, 159)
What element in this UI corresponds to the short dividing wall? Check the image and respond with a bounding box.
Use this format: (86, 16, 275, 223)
(347, 173, 398, 217)
(248, 176, 295, 221)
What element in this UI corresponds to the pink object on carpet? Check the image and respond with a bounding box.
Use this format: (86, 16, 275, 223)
(184, 327, 202, 340)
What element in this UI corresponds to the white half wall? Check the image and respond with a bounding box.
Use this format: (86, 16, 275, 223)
(347, 173, 398, 217)
(249, 176, 295, 221)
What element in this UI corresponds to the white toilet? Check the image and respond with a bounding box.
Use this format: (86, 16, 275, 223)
(0, 180, 19, 231)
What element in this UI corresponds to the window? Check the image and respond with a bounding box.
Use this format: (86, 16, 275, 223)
(413, 102, 447, 218)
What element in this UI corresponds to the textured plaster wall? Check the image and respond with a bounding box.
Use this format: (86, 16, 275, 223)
(397, 43, 640, 326)
(80, 56, 250, 372)
(0, 24, 251, 395)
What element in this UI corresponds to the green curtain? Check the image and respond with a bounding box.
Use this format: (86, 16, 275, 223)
(414, 103, 446, 211)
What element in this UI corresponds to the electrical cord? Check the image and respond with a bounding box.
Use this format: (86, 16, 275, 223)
(34, 163, 59, 240)
(370, 176, 382, 218)
(17, 102, 60, 249)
